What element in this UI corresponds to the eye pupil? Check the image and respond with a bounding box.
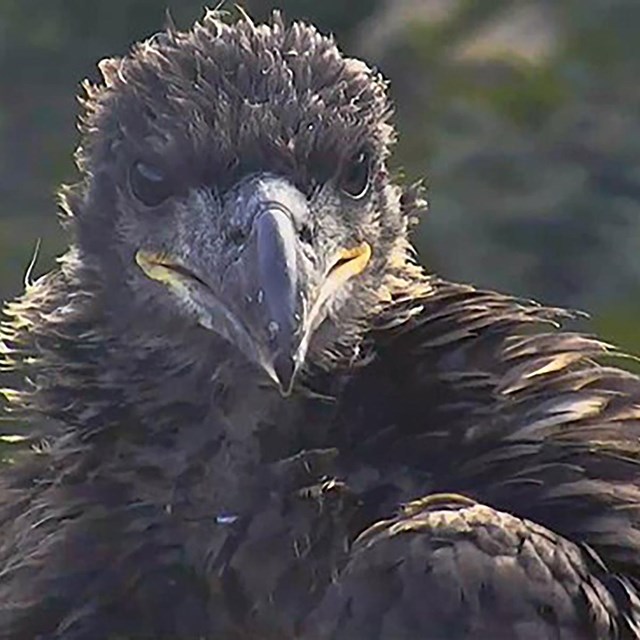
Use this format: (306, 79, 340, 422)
(339, 149, 372, 199)
(130, 161, 171, 207)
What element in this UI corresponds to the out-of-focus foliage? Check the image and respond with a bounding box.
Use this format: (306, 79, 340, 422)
(0, 0, 639, 364)
(365, 0, 640, 313)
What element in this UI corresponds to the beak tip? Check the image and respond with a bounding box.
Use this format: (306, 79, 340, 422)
(273, 354, 297, 396)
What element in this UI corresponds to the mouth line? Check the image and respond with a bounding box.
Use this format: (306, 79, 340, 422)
(141, 253, 213, 291)
(306, 241, 372, 327)
(325, 242, 372, 282)
(158, 261, 211, 291)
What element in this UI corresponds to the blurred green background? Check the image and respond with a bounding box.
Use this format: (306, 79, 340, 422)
(1, 0, 639, 364)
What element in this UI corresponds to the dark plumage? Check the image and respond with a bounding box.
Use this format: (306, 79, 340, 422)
(2, 10, 640, 640)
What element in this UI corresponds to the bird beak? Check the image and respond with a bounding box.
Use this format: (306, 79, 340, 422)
(136, 177, 371, 395)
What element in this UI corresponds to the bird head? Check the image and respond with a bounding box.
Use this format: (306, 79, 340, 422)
(67, 11, 425, 394)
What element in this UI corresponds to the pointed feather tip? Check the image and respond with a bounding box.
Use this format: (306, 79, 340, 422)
(164, 7, 177, 32)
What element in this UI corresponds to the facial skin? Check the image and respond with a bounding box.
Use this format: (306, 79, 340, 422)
(72, 13, 417, 394)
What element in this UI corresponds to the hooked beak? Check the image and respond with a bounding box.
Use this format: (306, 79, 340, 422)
(136, 176, 371, 395)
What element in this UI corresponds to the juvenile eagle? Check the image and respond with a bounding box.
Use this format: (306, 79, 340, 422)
(1, 11, 640, 640)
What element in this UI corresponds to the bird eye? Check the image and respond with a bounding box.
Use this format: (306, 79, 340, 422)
(129, 160, 172, 207)
(338, 149, 372, 200)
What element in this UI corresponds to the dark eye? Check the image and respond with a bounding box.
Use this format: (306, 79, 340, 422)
(129, 160, 172, 207)
(338, 149, 372, 199)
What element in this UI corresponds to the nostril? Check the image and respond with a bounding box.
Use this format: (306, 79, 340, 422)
(299, 223, 313, 245)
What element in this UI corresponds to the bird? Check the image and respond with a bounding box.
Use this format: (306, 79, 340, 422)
(1, 9, 640, 640)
